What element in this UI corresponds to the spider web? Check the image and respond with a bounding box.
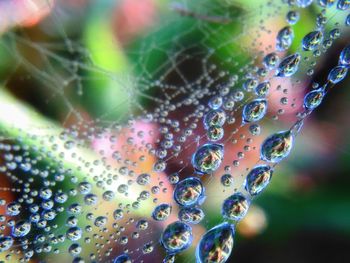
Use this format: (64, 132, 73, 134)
(0, 0, 349, 262)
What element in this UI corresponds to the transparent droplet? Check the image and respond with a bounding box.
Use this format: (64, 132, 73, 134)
(276, 53, 301, 77)
(255, 81, 271, 97)
(245, 165, 273, 196)
(178, 207, 205, 224)
(163, 254, 176, 263)
(249, 124, 261, 136)
(113, 254, 131, 263)
(161, 221, 193, 253)
(337, 0, 350, 10)
(152, 203, 172, 221)
(0, 236, 13, 252)
(207, 126, 224, 141)
(339, 45, 350, 66)
(260, 130, 294, 163)
(221, 174, 234, 187)
(296, 0, 314, 7)
(318, 0, 335, 7)
(263, 53, 279, 69)
(203, 109, 226, 129)
(136, 173, 151, 185)
(327, 66, 348, 84)
(345, 14, 350, 26)
(222, 193, 250, 221)
(196, 222, 235, 263)
(192, 143, 224, 174)
(302, 31, 323, 51)
(303, 88, 324, 110)
(242, 99, 268, 123)
(12, 220, 31, 237)
(276, 26, 294, 51)
(286, 10, 300, 25)
(174, 177, 205, 207)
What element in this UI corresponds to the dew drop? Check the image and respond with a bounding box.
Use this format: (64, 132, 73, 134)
(242, 99, 268, 123)
(161, 221, 193, 253)
(276, 53, 301, 77)
(303, 88, 325, 110)
(245, 165, 273, 196)
(302, 31, 323, 51)
(327, 66, 348, 84)
(196, 222, 235, 263)
(152, 203, 172, 221)
(192, 143, 224, 174)
(222, 193, 250, 221)
(174, 177, 205, 207)
(260, 130, 294, 163)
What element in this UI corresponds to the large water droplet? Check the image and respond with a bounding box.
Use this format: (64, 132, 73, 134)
(222, 193, 250, 221)
(196, 222, 235, 263)
(339, 45, 350, 66)
(192, 143, 224, 174)
(337, 0, 350, 10)
(303, 88, 325, 110)
(174, 177, 205, 207)
(178, 207, 205, 224)
(255, 81, 271, 97)
(302, 31, 323, 51)
(276, 26, 294, 51)
(242, 99, 268, 123)
(161, 221, 193, 253)
(327, 66, 348, 84)
(12, 220, 31, 237)
(245, 165, 273, 196)
(260, 130, 294, 163)
(276, 53, 301, 77)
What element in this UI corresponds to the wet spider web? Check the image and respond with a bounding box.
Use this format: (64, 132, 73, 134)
(0, 0, 349, 262)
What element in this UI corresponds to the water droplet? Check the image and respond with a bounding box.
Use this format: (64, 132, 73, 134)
(263, 53, 279, 69)
(222, 193, 250, 221)
(245, 165, 273, 196)
(12, 220, 31, 237)
(255, 81, 271, 97)
(174, 177, 205, 207)
(0, 236, 13, 252)
(296, 0, 314, 7)
(303, 88, 325, 110)
(327, 66, 348, 84)
(345, 14, 350, 26)
(318, 0, 335, 7)
(242, 99, 268, 123)
(203, 110, 226, 129)
(161, 221, 193, 253)
(114, 254, 131, 263)
(249, 124, 261, 136)
(196, 222, 235, 263)
(152, 203, 172, 221)
(192, 143, 224, 174)
(276, 26, 294, 51)
(286, 10, 300, 25)
(163, 254, 176, 263)
(276, 53, 301, 77)
(178, 207, 205, 224)
(339, 45, 350, 66)
(137, 173, 151, 185)
(221, 174, 234, 187)
(260, 130, 294, 163)
(207, 126, 224, 141)
(337, 0, 350, 10)
(302, 31, 323, 51)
